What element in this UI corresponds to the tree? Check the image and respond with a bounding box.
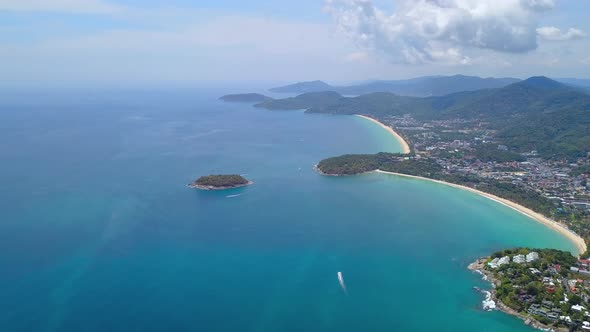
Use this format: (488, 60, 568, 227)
(569, 294, 583, 305)
(527, 283, 540, 296)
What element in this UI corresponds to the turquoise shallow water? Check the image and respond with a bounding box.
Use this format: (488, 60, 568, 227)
(0, 87, 576, 331)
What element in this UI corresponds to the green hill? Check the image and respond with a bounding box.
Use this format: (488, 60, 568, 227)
(269, 80, 333, 94)
(255, 91, 342, 110)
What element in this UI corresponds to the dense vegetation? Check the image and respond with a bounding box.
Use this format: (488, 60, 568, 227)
(317, 153, 385, 175)
(473, 144, 526, 163)
(193, 175, 250, 188)
(317, 153, 443, 177)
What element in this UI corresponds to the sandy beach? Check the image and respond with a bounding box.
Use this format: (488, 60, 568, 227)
(375, 170, 587, 255)
(355, 115, 411, 154)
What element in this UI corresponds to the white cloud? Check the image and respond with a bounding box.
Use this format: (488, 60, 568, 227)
(537, 26, 586, 41)
(521, 0, 555, 11)
(0, 15, 361, 82)
(325, 0, 581, 65)
(343, 51, 369, 62)
(0, 0, 125, 14)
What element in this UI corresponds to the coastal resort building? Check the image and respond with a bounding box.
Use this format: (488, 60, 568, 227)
(488, 256, 510, 269)
(572, 304, 586, 312)
(526, 252, 539, 263)
(513, 254, 526, 264)
(498, 256, 510, 266)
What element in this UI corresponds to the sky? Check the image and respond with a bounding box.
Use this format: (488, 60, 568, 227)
(1, 0, 589, 85)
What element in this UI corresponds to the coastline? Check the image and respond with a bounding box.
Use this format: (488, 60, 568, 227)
(467, 259, 568, 331)
(355, 115, 411, 154)
(374, 170, 587, 255)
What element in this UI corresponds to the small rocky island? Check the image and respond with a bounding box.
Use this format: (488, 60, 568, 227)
(188, 174, 252, 190)
(219, 93, 272, 103)
(470, 248, 590, 331)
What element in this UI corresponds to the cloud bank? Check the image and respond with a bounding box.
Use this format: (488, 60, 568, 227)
(325, 0, 584, 64)
(537, 26, 586, 41)
(0, 0, 124, 14)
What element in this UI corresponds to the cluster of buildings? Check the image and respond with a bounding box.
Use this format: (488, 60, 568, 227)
(527, 302, 562, 321)
(488, 252, 539, 269)
(526, 301, 590, 329)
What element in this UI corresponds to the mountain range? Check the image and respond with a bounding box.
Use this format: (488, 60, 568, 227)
(269, 75, 520, 97)
(237, 76, 590, 160)
(270, 75, 590, 97)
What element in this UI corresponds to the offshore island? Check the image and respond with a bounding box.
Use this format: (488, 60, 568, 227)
(188, 174, 253, 190)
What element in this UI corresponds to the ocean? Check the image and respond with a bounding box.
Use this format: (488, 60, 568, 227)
(0, 86, 576, 331)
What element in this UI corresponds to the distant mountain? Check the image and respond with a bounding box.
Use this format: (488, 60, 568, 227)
(220, 93, 272, 103)
(444, 76, 582, 118)
(269, 75, 521, 97)
(520, 76, 566, 89)
(556, 78, 590, 88)
(269, 80, 333, 94)
(255, 91, 342, 110)
(484, 77, 590, 159)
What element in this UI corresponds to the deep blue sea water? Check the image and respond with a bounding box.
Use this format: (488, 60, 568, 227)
(0, 86, 576, 331)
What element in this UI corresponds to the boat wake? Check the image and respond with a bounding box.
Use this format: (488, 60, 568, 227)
(337, 272, 348, 295)
(226, 194, 242, 198)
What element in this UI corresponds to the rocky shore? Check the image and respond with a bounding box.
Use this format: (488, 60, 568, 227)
(468, 258, 569, 332)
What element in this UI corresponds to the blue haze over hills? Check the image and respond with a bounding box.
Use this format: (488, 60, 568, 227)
(269, 75, 590, 97)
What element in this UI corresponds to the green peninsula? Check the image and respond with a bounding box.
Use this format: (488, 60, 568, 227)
(470, 248, 590, 331)
(188, 174, 252, 190)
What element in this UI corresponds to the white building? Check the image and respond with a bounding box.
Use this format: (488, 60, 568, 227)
(497, 256, 510, 267)
(488, 256, 511, 269)
(488, 258, 499, 268)
(513, 254, 526, 264)
(526, 252, 539, 263)
(572, 304, 586, 312)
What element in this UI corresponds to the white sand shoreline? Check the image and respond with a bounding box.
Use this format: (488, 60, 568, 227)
(374, 170, 587, 255)
(355, 115, 411, 154)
